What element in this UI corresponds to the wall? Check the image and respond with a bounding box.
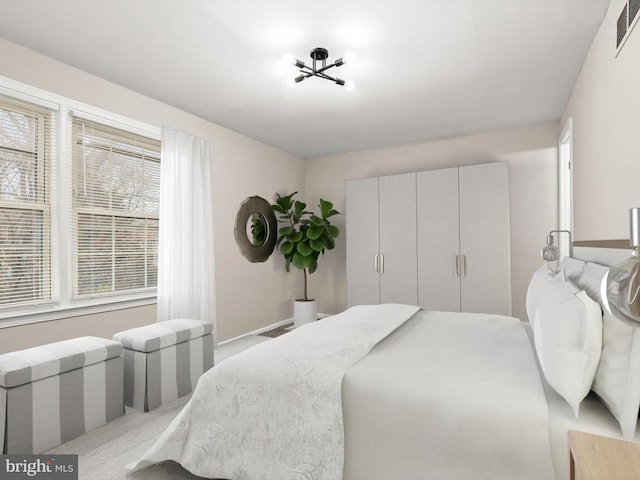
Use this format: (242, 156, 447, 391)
(562, 0, 640, 241)
(304, 122, 559, 322)
(0, 39, 304, 353)
(0, 31, 571, 351)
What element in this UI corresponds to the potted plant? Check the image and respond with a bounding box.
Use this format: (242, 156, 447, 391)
(271, 191, 341, 327)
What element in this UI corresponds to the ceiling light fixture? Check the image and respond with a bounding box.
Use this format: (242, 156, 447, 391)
(287, 47, 354, 89)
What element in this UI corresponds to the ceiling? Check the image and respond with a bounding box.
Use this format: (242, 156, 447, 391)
(0, 0, 609, 159)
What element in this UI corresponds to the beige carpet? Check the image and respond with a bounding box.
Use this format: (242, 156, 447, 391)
(49, 395, 206, 479)
(48, 335, 270, 480)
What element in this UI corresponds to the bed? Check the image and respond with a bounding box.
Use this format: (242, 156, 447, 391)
(130, 246, 640, 480)
(539, 246, 640, 479)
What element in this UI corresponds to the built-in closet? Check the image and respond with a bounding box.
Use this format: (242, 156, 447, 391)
(346, 162, 511, 316)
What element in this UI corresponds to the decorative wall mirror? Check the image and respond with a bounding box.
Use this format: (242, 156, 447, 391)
(234, 196, 277, 263)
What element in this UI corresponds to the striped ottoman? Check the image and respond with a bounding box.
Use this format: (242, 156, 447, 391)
(0, 336, 123, 454)
(113, 319, 213, 412)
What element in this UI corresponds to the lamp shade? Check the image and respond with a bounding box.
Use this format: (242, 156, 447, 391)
(601, 208, 640, 326)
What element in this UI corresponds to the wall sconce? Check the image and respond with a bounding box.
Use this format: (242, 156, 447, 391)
(541, 229, 573, 271)
(601, 208, 640, 326)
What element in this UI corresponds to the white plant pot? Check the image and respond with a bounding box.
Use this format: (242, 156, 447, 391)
(294, 300, 317, 328)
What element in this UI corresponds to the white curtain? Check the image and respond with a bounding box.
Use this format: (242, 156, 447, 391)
(157, 127, 217, 344)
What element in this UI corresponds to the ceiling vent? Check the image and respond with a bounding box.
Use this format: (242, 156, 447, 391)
(617, 0, 640, 52)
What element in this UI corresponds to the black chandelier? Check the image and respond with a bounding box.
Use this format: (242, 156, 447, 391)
(287, 47, 354, 89)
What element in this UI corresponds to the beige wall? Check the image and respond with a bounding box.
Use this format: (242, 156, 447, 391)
(562, 0, 640, 241)
(0, 305, 156, 353)
(0, 39, 304, 352)
(304, 122, 559, 322)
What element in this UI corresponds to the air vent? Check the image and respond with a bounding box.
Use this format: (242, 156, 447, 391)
(617, 0, 640, 53)
(618, 3, 628, 47)
(630, 0, 640, 25)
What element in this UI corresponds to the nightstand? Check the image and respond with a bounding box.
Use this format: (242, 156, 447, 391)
(568, 430, 640, 480)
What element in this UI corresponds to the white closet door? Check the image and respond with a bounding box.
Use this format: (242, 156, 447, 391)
(379, 173, 418, 305)
(459, 162, 511, 315)
(346, 177, 381, 307)
(417, 168, 461, 311)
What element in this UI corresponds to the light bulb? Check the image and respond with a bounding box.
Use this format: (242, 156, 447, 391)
(345, 79, 355, 91)
(282, 53, 296, 66)
(540, 235, 558, 261)
(343, 52, 355, 64)
(601, 252, 640, 324)
(288, 75, 306, 87)
(541, 243, 559, 262)
(601, 208, 640, 326)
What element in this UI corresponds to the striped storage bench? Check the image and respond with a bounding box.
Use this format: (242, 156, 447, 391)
(0, 336, 124, 454)
(113, 319, 213, 412)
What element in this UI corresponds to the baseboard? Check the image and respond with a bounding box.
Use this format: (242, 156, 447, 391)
(218, 313, 330, 346)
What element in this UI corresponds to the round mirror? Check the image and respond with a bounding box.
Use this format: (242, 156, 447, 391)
(234, 196, 277, 263)
(246, 213, 269, 247)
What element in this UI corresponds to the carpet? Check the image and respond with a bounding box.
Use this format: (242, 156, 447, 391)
(47, 336, 271, 480)
(49, 395, 205, 479)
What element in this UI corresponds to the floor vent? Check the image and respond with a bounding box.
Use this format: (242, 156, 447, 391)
(617, 0, 640, 53)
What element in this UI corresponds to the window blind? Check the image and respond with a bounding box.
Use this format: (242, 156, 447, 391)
(70, 116, 160, 298)
(0, 94, 56, 308)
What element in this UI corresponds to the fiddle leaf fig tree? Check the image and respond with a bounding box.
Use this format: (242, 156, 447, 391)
(271, 192, 341, 301)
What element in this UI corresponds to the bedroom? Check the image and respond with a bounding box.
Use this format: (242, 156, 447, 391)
(0, 0, 639, 479)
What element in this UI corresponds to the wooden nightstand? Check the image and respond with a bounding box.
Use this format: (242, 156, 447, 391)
(568, 430, 640, 480)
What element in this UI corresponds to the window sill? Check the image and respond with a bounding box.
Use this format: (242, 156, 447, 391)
(0, 296, 157, 329)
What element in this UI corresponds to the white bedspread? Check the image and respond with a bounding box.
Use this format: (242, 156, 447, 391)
(131, 303, 419, 480)
(342, 310, 554, 480)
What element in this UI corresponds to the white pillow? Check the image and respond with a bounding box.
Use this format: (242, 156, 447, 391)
(525, 265, 557, 325)
(533, 274, 603, 417)
(573, 262, 610, 304)
(558, 257, 586, 283)
(592, 309, 640, 439)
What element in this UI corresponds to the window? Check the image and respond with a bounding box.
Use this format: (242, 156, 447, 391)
(70, 116, 160, 298)
(0, 80, 161, 322)
(0, 94, 56, 308)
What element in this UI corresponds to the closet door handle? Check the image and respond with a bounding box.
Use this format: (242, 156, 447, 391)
(455, 255, 460, 277)
(380, 254, 385, 274)
(461, 255, 467, 277)
(374, 254, 379, 273)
